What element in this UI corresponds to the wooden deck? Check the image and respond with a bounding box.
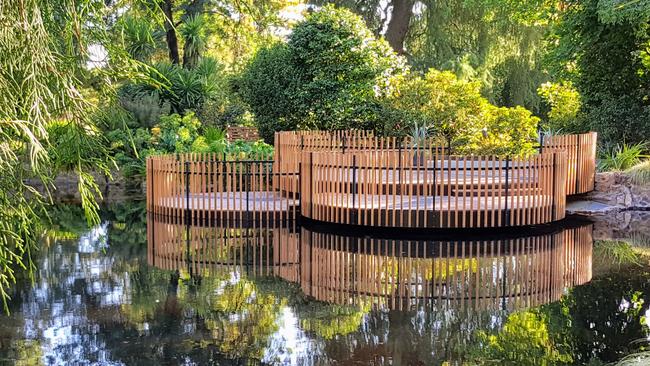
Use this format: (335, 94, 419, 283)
(146, 131, 596, 229)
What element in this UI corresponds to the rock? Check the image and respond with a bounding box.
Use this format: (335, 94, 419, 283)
(587, 172, 650, 210)
(566, 200, 620, 215)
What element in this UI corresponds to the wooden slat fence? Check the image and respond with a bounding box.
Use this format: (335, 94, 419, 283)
(543, 131, 597, 195)
(147, 153, 299, 225)
(147, 213, 592, 312)
(300, 149, 567, 228)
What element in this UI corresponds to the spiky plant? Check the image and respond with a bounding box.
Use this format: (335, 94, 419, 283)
(598, 142, 648, 171)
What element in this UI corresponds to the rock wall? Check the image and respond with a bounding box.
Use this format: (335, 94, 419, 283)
(587, 172, 650, 210)
(27, 170, 143, 203)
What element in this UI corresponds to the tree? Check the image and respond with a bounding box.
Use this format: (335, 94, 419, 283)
(0, 0, 147, 310)
(384, 0, 414, 54)
(238, 5, 406, 141)
(319, 0, 558, 114)
(549, 0, 650, 144)
(384, 69, 539, 155)
(160, 0, 181, 64)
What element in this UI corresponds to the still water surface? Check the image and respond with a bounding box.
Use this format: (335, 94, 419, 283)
(1, 201, 650, 365)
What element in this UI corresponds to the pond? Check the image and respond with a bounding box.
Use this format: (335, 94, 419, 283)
(1, 199, 650, 365)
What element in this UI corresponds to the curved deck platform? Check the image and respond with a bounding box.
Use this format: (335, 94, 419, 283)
(146, 131, 596, 229)
(300, 150, 568, 228)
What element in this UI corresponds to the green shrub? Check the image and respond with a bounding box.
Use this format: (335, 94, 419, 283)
(236, 44, 300, 142)
(153, 112, 201, 153)
(118, 91, 170, 128)
(537, 81, 583, 132)
(466, 105, 539, 156)
(238, 5, 406, 141)
(384, 70, 487, 145)
(121, 57, 228, 114)
(598, 142, 648, 171)
(384, 69, 539, 156)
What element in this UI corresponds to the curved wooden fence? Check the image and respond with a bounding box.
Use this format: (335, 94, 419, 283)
(300, 150, 567, 228)
(275, 130, 597, 196)
(299, 223, 592, 310)
(146, 153, 299, 224)
(543, 132, 597, 195)
(146, 130, 595, 229)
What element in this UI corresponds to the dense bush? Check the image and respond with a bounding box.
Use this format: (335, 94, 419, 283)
(537, 81, 582, 133)
(152, 112, 202, 153)
(551, 0, 650, 144)
(238, 6, 406, 142)
(384, 69, 539, 156)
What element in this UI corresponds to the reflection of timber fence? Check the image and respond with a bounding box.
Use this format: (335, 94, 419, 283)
(147, 215, 300, 280)
(300, 150, 568, 228)
(147, 215, 593, 311)
(298, 224, 592, 311)
(543, 132, 597, 195)
(146, 154, 300, 224)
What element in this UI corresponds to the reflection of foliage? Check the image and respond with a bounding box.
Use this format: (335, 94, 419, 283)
(594, 240, 644, 271)
(471, 311, 572, 365)
(178, 270, 284, 361)
(300, 302, 368, 340)
(43, 204, 89, 241)
(7, 339, 43, 366)
(615, 351, 650, 366)
(102, 201, 147, 257)
(544, 265, 650, 364)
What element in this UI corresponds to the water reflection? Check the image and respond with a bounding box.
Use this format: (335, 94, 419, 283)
(2, 202, 631, 365)
(148, 217, 592, 314)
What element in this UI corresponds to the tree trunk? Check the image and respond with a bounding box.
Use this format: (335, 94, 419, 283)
(162, 0, 180, 64)
(384, 0, 414, 54)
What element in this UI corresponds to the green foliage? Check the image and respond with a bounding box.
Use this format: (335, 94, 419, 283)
(385, 69, 538, 156)
(237, 44, 301, 142)
(118, 90, 171, 128)
(471, 311, 573, 365)
(238, 6, 406, 141)
(468, 105, 539, 156)
(402, 0, 555, 113)
(549, 0, 650, 145)
(117, 15, 162, 63)
(595, 240, 644, 267)
(385, 70, 487, 141)
(598, 142, 649, 171)
(537, 81, 583, 132)
(180, 15, 208, 69)
(123, 57, 228, 114)
(153, 112, 201, 153)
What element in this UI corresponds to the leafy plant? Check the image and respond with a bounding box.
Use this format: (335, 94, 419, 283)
(538, 81, 583, 132)
(385, 69, 538, 156)
(180, 15, 207, 69)
(153, 112, 201, 153)
(598, 142, 649, 172)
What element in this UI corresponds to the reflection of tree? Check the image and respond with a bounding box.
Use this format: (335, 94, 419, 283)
(470, 311, 572, 365)
(560, 265, 650, 364)
(177, 270, 284, 360)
